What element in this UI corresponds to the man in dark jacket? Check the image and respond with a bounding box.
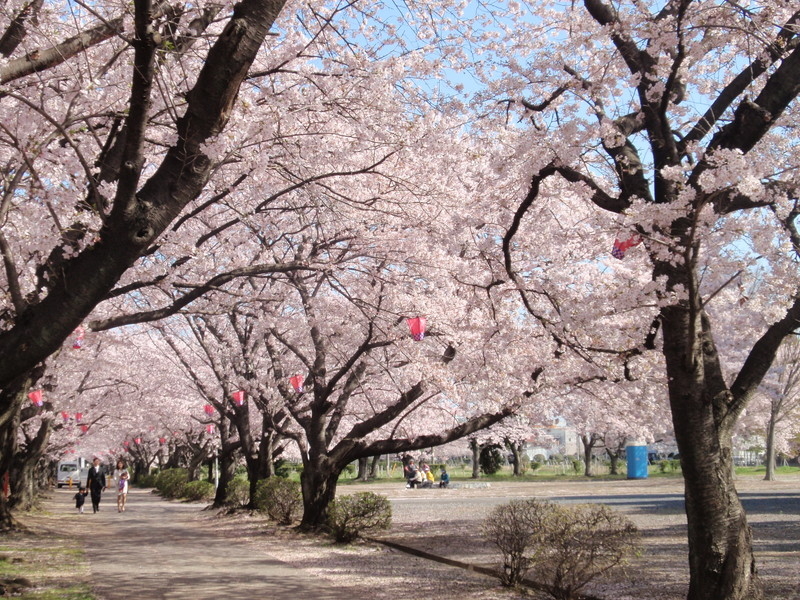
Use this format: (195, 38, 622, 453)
(86, 457, 106, 513)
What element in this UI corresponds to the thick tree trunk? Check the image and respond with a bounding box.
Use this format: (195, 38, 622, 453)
(662, 307, 763, 600)
(470, 439, 480, 479)
(131, 459, 147, 484)
(764, 411, 777, 482)
(369, 454, 380, 479)
(299, 458, 341, 530)
(607, 449, 620, 476)
(0, 370, 39, 530)
(212, 419, 240, 507)
(244, 439, 273, 508)
(506, 440, 523, 476)
(206, 458, 215, 484)
(581, 434, 598, 477)
(9, 417, 51, 511)
(186, 454, 204, 482)
(356, 456, 369, 481)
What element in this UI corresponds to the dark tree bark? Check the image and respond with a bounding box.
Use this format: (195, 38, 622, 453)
(0, 368, 43, 530)
(470, 438, 480, 479)
(605, 437, 627, 476)
(9, 416, 52, 511)
(368, 454, 381, 479)
(505, 439, 524, 476)
(580, 433, 602, 477)
(764, 413, 777, 482)
(356, 457, 369, 481)
(299, 457, 340, 530)
(661, 305, 766, 600)
(211, 419, 240, 508)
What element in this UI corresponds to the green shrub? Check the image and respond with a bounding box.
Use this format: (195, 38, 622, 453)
(530, 461, 542, 473)
(518, 453, 531, 475)
(138, 473, 158, 488)
(182, 480, 215, 501)
(571, 459, 584, 475)
(226, 478, 250, 507)
(154, 468, 189, 499)
(253, 477, 302, 525)
(480, 445, 504, 475)
(327, 492, 391, 543)
(483, 499, 640, 598)
(273, 459, 292, 479)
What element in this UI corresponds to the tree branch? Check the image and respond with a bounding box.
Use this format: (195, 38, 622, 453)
(89, 261, 308, 331)
(680, 10, 800, 150)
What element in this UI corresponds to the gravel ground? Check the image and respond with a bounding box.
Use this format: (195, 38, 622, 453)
(211, 475, 800, 600)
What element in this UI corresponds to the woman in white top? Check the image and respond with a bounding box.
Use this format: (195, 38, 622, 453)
(113, 460, 130, 512)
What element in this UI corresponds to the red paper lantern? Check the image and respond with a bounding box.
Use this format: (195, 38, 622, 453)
(158, 437, 167, 445)
(60, 411, 70, 423)
(232, 390, 245, 406)
(203, 404, 215, 416)
(28, 390, 43, 407)
(75, 412, 83, 423)
(206, 424, 215, 434)
(134, 437, 142, 445)
(123, 440, 130, 447)
(80, 425, 89, 433)
(407, 317, 427, 341)
(71, 326, 85, 349)
(611, 234, 642, 260)
(289, 374, 304, 393)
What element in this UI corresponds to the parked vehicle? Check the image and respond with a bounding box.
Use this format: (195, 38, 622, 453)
(56, 459, 88, 488)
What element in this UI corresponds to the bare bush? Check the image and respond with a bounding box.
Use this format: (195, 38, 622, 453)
(482, 498, 551, 585)
(483, 499, 640, 599)
(327, 492, 391, 543)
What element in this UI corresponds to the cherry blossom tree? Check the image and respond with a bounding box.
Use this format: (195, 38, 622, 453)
(0, 0, 292, 527)
(755, 336, 800, 480)
(490, 2, 800, 598)
(249, 211, 545, 526)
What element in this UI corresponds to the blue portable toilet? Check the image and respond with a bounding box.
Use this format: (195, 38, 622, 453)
(626, 442, 648, 479)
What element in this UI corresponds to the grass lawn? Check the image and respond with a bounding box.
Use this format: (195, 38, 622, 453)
(0, 505, 96, 600)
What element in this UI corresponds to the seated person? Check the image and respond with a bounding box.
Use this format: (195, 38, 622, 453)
(439, 466, 450, 488)
(420, 464, 435, 488)
(413, 468, 425, 487)
(404, 459, 419, 488)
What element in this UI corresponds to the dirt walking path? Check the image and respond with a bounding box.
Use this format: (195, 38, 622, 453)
(49, 487, 349, 600)
(41, 475, 800, 600)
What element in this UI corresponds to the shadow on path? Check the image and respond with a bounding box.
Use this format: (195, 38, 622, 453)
(51, 487, 347, 600)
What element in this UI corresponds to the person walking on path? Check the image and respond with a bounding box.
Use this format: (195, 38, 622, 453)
(113, 460, 130, 512)
(86, 457, 106, 513)
(74, 487, 88, 514)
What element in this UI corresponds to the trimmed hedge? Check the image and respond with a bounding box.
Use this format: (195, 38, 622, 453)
(154, 468, 189, 499)
(182, 480, 215, 501)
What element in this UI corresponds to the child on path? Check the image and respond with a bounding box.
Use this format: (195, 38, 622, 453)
(74, 487, 88, 514)
(114, 460, 130, 513)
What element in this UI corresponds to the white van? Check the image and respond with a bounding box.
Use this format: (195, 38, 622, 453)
(56, 459, 88, 488)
